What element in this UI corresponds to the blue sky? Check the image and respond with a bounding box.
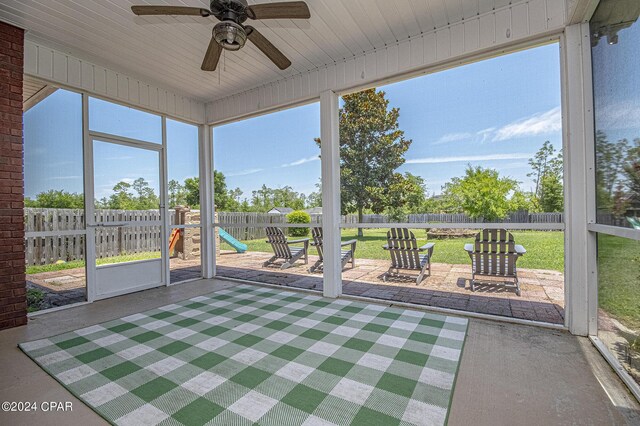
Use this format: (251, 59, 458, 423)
(25, 42, 562, 202)
(215, 42, 562, 197)
(24, 94, 199, 201)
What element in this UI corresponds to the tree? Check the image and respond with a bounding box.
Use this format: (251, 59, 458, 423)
(509, 190, 539, 213)
(183, 177, 200, 208)
(229, 188, 243, 207)
(528, 141, 563, 211)
(178, 171, 240, 211)
(168, 179, 186, 207)
(250, 185, 307, 212)
(306, 181, 322, 208)
(595, 131, 629, 211)
(132, 178, 159, 210)
(372, 173, 426, 221)
(539, 173, 564, 212)
(251, 185, 272, 212)
(273, 187, 306, 211)
(107, 181, 136, 209)
(612, 183, 630, 217)
(101, 178, 159, 210)
(25, 190, 84, 209)
(528, 141, 560, 195)
(423, 193, 463, 214)
(442, 166, 519, 221)
(315, 89, 412, 236)
(622, 138, 640, 206)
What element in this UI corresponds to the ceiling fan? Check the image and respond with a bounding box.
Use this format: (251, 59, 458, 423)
(131, 1, 311, 71)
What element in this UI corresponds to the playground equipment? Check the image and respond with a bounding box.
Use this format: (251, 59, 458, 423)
(169, 227, 247, 255)
(219, 228, 247, 253)
(169, 229, 181, 255)
(627, 216, 640, 229)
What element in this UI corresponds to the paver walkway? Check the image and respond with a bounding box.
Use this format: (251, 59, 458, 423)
(216, 251, 565, 324)
(26, 252, 565, 324)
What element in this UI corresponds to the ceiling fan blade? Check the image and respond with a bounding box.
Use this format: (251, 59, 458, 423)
(131, 6, 211, 17)
(201, 36, 222, 71)
(246, 26, 292, 70)
(246, 1, 310, 20)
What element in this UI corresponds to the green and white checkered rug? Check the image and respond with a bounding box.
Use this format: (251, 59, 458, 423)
(20, 284, 467, 426)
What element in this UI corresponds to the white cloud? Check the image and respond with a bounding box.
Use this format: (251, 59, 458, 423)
(493, 107, 562, 141)
(406, 153, 532, 164)
(477, 127, 497, 143)
(280, 156, 319, 168)
(226, 168, 264, 177)
(433, 132, 473, 144)
(429, 108, 561, 147)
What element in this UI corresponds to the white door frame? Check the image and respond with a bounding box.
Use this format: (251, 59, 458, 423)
(84, 131, 166, 301)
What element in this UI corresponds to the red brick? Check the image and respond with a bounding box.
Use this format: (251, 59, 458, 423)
(0, 21, 25, 330)
(0, 319, 16, 329)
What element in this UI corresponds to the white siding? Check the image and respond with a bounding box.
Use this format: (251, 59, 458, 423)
(23, 41, 205, 124)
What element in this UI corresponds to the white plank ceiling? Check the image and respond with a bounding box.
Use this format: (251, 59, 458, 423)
(1, 0, 527, 102)
(23, 75, 47, 103)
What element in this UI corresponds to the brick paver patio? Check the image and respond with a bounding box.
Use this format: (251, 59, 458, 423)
(26, 252, 565, 324)
(216, 250, 565, 325)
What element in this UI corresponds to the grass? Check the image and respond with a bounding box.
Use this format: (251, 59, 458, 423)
(233, 229, 565, 272)
(26, 252, 161, 275)
(597, 234, 640, 330)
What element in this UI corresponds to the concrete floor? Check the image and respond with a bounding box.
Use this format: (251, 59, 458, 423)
(0, 278, 638, 426)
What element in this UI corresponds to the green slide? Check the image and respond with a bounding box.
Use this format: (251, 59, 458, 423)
(219, 228, 248, 253)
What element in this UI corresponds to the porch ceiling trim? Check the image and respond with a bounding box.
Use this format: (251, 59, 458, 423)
(23, 40, 206, 124)
(205, 0, 566, 125)
(566, 0, 600, 24)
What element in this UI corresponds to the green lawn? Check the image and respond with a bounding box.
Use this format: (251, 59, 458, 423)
(232, 229, 565, 272)
(26, 252, 161, 275)
(597, 234, 640, 330)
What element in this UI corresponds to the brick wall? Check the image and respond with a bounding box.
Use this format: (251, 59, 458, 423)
(0, 21, 26, 329)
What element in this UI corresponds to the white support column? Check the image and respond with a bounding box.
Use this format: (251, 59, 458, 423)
(161, 117, 170, 286)
(200, 124, 215, 279)
(82, 93, 97, 302)
(320, 90, 341, 298)
(562, 22, 595, 336)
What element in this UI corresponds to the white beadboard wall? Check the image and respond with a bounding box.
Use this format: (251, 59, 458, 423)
(23, 40, 205, 124)
(206, 0, 566, 125)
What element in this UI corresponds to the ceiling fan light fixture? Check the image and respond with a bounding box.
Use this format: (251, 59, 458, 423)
(213, 21, 246, 51)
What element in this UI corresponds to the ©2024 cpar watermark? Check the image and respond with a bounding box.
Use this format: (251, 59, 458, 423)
(2, 401, 73, 412)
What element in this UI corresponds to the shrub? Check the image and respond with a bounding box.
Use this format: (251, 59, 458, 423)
(26, 288, 45, 313)
(287, 210, 311, 237)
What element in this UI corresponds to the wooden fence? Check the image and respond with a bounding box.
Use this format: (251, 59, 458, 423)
(25, 208, 169, 266)
(217, 212, 323, 241)
(24, 208, 565, 266)
(216, 211, 564, 240)
(340, 212, 564, 224)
